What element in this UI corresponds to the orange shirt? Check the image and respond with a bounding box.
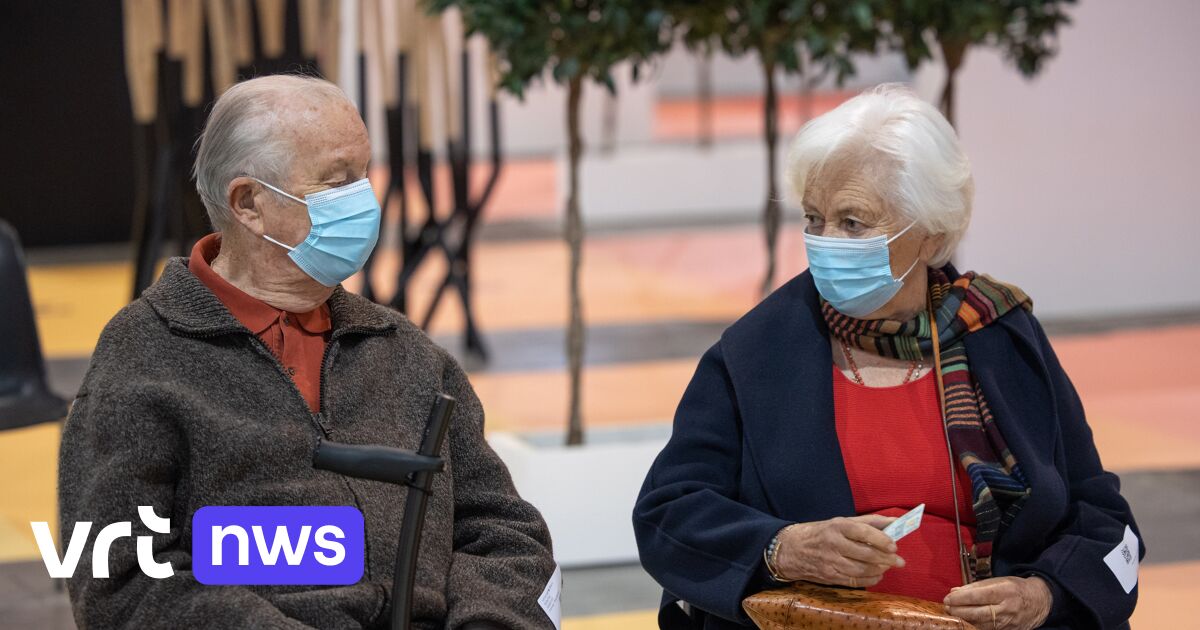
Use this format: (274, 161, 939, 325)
(188, 234, 330, 413)
(833, 364, 977, 603)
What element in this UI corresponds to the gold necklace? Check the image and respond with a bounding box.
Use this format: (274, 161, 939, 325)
(838, 338, 922, 386)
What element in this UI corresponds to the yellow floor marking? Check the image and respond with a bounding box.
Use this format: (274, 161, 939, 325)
(27, 261, 133, 359)
(0, 422, 60, 562)
(563, 609, 657, 630)
(1131, 561, 1200, 628)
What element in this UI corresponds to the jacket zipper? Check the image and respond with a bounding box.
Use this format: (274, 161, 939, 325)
(175, 324, 388, 580)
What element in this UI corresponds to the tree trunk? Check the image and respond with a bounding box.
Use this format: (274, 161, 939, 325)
(601, 88, 617, 154)
(939, 38, 968, 129)
(565, 75, 586, 447)
(698, 50, 714, 148)
(760, 61, 780, 297)
(798, 62, 813, 124)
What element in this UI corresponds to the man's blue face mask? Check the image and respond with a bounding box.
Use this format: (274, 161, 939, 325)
(253, 177, 381, 287)
(802, 220, 920, 318)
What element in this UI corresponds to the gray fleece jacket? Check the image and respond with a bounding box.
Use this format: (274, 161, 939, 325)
(58, 257, 557, 630)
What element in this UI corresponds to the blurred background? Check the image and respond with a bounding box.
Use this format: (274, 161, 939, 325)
(1, 0, 1198, 628)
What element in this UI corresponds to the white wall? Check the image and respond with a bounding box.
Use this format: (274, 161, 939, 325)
(914, 0, 1200, 318)
(653, 45, 910, 98)
(488, 63, 657, 157)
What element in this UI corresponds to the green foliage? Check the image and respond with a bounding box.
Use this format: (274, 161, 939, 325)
(883, 0, 1076, 76)
(667, 1, 886, 81)
(426, 0, 675, 98)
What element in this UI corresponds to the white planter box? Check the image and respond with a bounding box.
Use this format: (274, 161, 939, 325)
(488, 424, 672, 568)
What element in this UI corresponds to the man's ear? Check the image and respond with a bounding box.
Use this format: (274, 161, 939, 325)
(226, 176, 266, 236)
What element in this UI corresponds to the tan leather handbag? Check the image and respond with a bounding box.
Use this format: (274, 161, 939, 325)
(742, 582, 977, 630)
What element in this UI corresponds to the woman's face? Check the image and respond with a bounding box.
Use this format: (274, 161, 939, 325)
(801, 153, 942, 320)
(803, 156, 935, 270)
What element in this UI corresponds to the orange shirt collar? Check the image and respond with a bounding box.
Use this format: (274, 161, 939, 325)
(187, 233, 331, 335)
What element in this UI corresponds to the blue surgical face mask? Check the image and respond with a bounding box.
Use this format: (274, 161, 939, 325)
(253, 177, 381, 287)
(803, 220, 921, 318)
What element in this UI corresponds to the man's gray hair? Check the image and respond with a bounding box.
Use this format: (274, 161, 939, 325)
(193, 74, 352, 231)
(786, 83, 974, 267)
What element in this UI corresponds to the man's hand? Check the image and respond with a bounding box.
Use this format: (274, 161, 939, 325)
(943, 576, 1053, 630)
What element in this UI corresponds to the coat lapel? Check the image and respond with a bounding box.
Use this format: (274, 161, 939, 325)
(968, 311, 1068, 561)
(720, 266, 1067, 549)
(721, 272, 857, 521)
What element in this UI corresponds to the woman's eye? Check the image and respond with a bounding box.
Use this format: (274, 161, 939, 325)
(843, 218, 862, 231)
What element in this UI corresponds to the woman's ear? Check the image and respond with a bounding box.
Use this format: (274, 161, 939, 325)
(921, 231, 946, 264)
(225, 177, 266, 236)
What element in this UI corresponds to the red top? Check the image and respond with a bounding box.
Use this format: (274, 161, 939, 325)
(832, 363, 976, 603)
(188, 234, 331, 413)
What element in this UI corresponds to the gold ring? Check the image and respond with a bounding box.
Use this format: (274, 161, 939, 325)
(848, 576, 857, 588)
(990, 604, 997, 629)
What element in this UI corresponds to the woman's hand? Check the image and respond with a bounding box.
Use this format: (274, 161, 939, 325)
(772, 515, 905, 587)
(943, 576, 1053, 630)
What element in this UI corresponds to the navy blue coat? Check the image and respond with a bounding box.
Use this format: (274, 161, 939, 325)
(633, 267, 1144, 629)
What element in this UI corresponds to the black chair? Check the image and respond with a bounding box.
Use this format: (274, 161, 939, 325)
(0, 219, 69, 431)
(312, 393, 456, 630)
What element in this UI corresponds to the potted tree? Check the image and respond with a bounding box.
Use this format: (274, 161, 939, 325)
(426, 0, 675, 566)
(429, 0, 673, 447)
(667, 0, 884, 295)
(881, 0, 1076, 126)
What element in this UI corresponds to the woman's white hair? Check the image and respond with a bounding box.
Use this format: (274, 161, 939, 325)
(193, 74, 351, 231)
(786, 83, 973, 267)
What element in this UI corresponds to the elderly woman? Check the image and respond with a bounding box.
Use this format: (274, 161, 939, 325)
(633, 84, 1143, 630)
(59, 75, 556, 629)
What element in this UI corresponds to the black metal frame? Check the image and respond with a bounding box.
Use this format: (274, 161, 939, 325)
(312, 392, 456, 630)
(363, 50, 502, 365)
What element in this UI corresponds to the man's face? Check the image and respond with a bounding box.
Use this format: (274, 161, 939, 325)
(257, 98, 372, 249)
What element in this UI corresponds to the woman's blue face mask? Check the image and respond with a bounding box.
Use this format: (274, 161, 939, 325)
(253, 177, 381, 287)
(803, 220, 920, 318)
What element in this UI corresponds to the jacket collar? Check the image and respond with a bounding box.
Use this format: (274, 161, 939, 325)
(720, 263, 1062, 549)
(718, 262, 973, 521)
(143, 257, 396, 338)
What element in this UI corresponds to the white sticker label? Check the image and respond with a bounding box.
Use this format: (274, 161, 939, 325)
(1103, 525, 1139, 594)
(538, 564, 562, 630)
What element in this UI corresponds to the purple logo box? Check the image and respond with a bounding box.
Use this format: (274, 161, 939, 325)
(192, 506, 364, 585)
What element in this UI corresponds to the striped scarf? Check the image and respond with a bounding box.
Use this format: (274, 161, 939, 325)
(821, 268, 1033, 579)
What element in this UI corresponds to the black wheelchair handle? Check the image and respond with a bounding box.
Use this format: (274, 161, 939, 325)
(312, 440, 444, 486)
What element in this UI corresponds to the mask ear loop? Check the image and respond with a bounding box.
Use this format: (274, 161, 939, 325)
(250, 177, 306, 251)
(252, 177, 307, 205)
(896, 255, 921, 281)
(262, 234, 297, 252)
(885, 219, 918, 244)
(891, 220, 922, 281)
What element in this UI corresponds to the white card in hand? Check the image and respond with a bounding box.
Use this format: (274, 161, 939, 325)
(882, 504, 925, 542)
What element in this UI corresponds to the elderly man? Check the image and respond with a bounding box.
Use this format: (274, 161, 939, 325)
(59, 75, 557, 629)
